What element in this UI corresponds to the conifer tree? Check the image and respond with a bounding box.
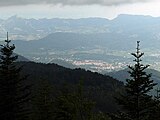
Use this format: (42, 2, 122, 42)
(0, 33, 31, 120)
(116, 41, 157, 120)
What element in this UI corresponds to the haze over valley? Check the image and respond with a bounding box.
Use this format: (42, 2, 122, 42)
(1, 14, 159, 72)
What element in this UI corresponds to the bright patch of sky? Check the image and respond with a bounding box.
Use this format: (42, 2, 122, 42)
(0, 0, 159, 19)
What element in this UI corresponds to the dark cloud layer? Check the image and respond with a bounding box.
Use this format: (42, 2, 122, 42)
(0, 0, 149, 6)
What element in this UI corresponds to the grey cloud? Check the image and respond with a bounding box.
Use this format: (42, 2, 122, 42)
(0, 0, 150, 6)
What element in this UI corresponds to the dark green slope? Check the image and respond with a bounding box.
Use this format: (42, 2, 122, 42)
(17, 61, 123, 112)
(19, 61, 123, 89)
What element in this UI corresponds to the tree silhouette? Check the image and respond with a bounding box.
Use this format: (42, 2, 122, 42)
(0, 33, 31, 120)
(116, 41, 157, 120)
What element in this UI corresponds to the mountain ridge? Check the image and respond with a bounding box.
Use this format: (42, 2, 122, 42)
(1, 14, 160, 40)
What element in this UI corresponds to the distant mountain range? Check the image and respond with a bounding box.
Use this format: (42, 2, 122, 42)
(1, 14, 160, 72)
(0, 14, 160, 43)
(0, 15, 109, 40)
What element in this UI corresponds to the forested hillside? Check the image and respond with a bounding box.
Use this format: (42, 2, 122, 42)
(17, 61, 123, 113)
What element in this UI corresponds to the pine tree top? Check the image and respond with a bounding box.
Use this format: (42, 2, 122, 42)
(5, 32, 11, 46)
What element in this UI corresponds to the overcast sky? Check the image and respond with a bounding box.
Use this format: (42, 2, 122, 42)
(0, 0, 159, 19)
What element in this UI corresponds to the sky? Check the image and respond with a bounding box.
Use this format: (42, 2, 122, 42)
(0, 0, 160, 19)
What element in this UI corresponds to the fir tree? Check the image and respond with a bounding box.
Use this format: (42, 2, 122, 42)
(116, 41, 157, 120)
(0, 33, 31, 120)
